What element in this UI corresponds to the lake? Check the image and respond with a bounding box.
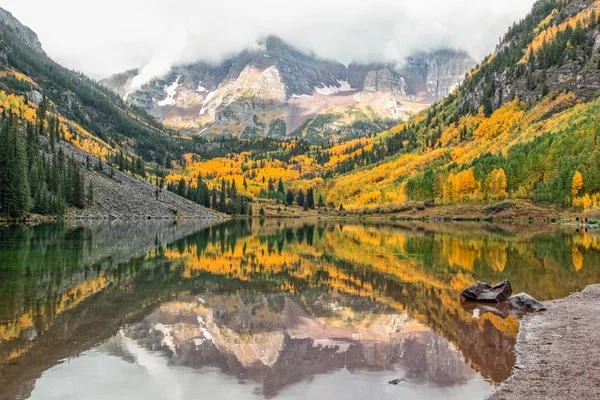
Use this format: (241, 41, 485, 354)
(1, 219, 599, 400)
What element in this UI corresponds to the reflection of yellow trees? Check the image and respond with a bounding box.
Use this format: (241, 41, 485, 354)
(163, 223, 535, 347)
(485, 244, 508, 272)
(1, 274, 113, 344)
(0, 314, 34, 343)
(442, 237, 480, 271)
(479, 314, 519, 340)
(572, 246, 584, 271)
(573, 232, 600, 251)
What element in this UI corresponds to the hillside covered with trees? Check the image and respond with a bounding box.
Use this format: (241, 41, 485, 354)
(3, 0, 600, 219)
(158, 0, 600, 217)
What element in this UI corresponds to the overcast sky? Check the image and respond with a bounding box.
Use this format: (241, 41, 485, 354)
(4, 0, 535, 81)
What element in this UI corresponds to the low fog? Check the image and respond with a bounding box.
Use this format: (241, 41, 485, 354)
(5, 0, 535, 86)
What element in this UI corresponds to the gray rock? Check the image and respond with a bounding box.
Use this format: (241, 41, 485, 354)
(461, 280, 513, 302)
(26, 90, 43, 106)
(508, 293, 546, 312)
(388, 378, 406, 385)
(0, 8, 45, 54)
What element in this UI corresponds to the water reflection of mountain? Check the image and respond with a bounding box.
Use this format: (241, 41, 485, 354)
(99, 292, 477, 398)
(1, 220, 599, 399)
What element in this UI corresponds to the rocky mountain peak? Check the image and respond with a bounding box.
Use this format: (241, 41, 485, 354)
(100, 37, 476, 142)
(0, 8, 45, 54)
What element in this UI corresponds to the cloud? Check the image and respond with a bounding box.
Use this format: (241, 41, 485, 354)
(4, 0, 535, 85)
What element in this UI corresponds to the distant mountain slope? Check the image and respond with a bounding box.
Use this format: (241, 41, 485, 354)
(101, 37, 476, 143)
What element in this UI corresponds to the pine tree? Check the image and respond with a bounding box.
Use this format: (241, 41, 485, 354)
(306, 188, 315, 209)
(36, 97, 47, 136)
(86, 181, 94, 207)
(267, 178, 275, 197)
(285, 190, 295, 206)
(317, 194, 325, 208)
(297, 190, 305, 207)
(231, 180, 238, 199)
(25, 122, 38, 170)
(177, 178, 186, 197)
(0, 114, 30, 218)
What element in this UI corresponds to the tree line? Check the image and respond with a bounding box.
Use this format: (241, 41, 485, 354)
(0, 109, 90, 219)
(167, 176, 253, 216)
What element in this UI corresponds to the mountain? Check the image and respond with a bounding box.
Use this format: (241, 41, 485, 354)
(0, 8, 217, 165)
(0, 7, 217, 219)
(159, 0, 600, 217)
(322, 0, 600, 211)
(101, 37, 476, 143)
(0, 8, 43, 54)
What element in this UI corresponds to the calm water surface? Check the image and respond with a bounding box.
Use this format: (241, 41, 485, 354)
(1, 219, 599, 400)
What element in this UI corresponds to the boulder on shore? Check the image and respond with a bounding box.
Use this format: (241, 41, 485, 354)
(507, 293, 546, 312)
(461, 280, 513, 302)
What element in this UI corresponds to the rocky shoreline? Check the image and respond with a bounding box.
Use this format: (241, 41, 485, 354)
(488, 284, 600, 400)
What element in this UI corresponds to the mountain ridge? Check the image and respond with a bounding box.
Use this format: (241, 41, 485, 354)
(101, 37, 476, 143)
(0, 7, 219, 220)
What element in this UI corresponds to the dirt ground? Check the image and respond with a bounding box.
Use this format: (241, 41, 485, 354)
(252, 199, 587, 223)
(488, 285, 600, 400)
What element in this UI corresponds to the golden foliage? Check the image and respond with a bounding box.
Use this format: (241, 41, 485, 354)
(572, 171, 584, 197)
(486, 168, 508, 201)
(521, 4, 600, 63)
(443, 168, 480, 203)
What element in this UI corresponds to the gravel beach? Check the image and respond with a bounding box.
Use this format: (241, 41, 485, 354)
(488, 285, 600, 400)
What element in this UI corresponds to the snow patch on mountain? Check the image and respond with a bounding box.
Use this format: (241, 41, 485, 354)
(153, 323, 177, 353)
(312, 339, 352, 354)
(157, 75, 181, 107)
(315, 80, 354, 95)
(199, 91, 216, 115)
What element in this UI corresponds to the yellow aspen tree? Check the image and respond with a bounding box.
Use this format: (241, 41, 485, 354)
(572, 171, 584, 197)
(457, 168, 480, 200)
(495, 169, 507, 198)
(487, 168, 508, 200)
(444, 173, 456, 203)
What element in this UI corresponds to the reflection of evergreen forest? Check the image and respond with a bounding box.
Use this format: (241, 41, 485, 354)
(1, 220, 600, 399)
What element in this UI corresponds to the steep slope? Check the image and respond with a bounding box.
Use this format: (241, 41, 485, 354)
(102, 37, 476, 143)
(0, 8, 217, 219)
(322, 0, 600, 211)
(0, 7, 205, 167)
(0, 8, 43, 53)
